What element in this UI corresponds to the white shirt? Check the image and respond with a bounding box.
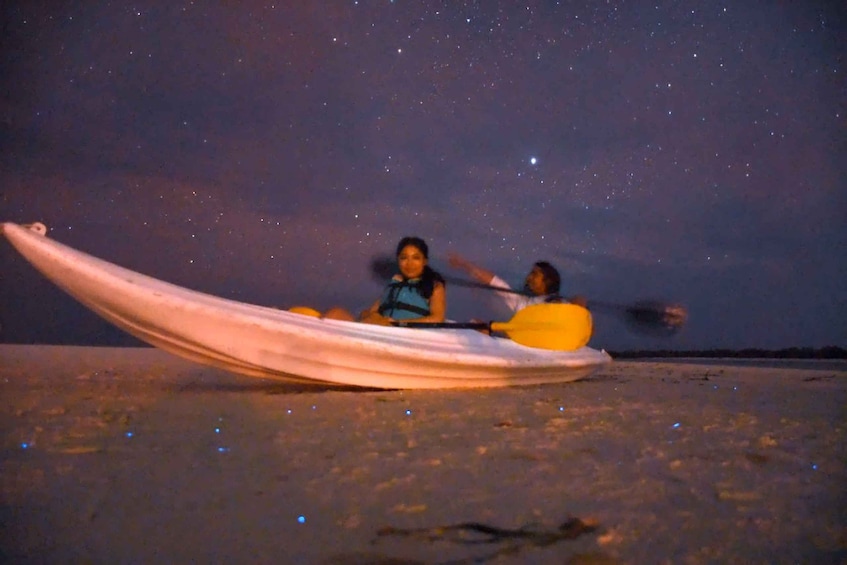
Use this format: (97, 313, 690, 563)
(489, 275, 550, 313)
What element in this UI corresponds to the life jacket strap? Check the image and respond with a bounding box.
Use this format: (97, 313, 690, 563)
(379, 301, 430, 317)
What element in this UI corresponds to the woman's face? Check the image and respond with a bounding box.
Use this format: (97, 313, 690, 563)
(397, 244, 427, 280)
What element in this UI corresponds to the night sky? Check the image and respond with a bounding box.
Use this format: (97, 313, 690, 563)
(1, 2, 844, 351)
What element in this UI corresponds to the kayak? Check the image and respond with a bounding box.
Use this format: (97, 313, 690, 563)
(1, 222, 612, 389)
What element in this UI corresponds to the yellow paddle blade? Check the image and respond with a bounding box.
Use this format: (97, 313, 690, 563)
(288, 306, 322, 317)
(490, 303, 593, 351)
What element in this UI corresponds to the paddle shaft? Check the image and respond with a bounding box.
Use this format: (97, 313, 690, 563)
(393, 321, 492, 330)
(394, 319, 574, 333)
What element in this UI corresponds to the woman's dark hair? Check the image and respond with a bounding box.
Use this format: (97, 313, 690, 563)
(396, 236, 445, 299)
(396, 236, 429, 258)
(534, 261, 561, 294)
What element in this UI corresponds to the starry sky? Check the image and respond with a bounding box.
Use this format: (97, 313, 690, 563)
(1, 2, 844, 351)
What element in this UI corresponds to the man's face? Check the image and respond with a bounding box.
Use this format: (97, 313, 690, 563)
(524, 266, 547, 296)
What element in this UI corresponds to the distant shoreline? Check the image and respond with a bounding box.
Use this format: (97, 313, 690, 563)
(609, 346, 845, 360)
(620, 356, 847, 372)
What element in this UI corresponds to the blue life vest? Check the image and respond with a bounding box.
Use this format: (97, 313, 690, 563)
(378, 278, 431, 320)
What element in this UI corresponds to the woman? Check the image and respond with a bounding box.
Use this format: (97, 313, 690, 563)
(324, 236, 446, 325)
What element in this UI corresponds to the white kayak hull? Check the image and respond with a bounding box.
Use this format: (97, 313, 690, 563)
(2, 222, 611, 389)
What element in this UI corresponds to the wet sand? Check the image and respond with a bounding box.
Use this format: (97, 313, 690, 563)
(1, 345, 845, 564)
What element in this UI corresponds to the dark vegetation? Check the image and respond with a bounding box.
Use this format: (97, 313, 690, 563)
(609, 346, 846, 359)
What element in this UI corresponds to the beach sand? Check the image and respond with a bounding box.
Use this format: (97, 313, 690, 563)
(1, 345, 845, 564)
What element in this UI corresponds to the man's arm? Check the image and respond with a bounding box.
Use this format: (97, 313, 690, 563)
(449, 253, 528, 312)
(447, 253, 495, 284)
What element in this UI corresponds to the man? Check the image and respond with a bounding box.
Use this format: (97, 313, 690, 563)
(447, 253, 586, 311)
